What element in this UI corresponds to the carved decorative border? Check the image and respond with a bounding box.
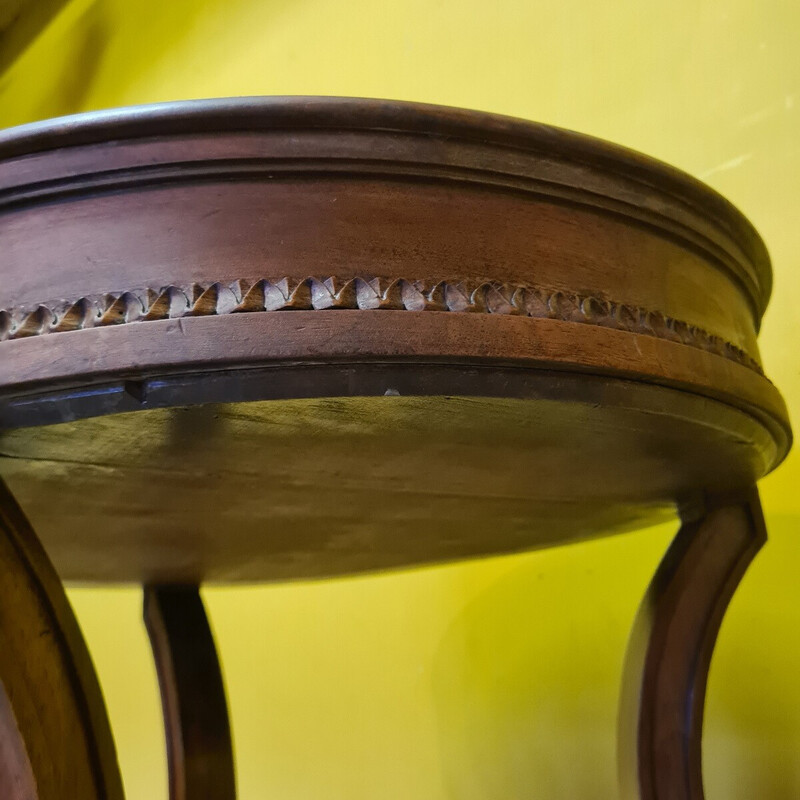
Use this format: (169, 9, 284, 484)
(0, 276, 762, 373)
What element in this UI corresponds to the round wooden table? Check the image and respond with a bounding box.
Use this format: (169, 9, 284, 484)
(0, 97, 790, 800)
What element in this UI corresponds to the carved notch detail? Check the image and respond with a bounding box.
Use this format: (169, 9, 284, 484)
(0, 276, 762, 373)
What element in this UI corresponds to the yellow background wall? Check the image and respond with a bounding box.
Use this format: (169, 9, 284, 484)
(2, 1, 800, 797)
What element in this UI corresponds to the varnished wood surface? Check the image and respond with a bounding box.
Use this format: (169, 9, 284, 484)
(0, 95, 774, 305)
(0, 100, 787, 799)
(618, 489, 766, 800)
(144, 586, 235, 800)
(0, 311, 788, 437)
(0, 98, 774, 367)
(0, 479, 123, 798)
(0, 376, 782, 582)
(0, 97, 789, 581)
(0, 176, 764, 355)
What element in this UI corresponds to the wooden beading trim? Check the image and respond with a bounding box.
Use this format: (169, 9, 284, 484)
(0, 276, 762, 373)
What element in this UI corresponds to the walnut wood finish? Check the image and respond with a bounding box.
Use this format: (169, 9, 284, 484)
(0, 94, 783, 358)
(0, 379, 782, 583)
(0, 97, 790, 581)
(0, 479, 123, 800)
(0, 98, 778, 384)
(0, 98, 790, 799)
(618, 490, 767, 800)
(144, 586, 235, 800)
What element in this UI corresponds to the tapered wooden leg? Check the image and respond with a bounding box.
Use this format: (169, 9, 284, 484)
(618, 488, 766, 800)
(144, 585, 235, 800)
(0, 479, 124, 800)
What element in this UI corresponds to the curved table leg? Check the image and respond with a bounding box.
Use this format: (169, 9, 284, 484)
(618, 488, 766, 800)
(0, 479, 124, 800)
(143, 585, 235, 800)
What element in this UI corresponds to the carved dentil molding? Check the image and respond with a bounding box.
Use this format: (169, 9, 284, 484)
(0, 276, 762, 373)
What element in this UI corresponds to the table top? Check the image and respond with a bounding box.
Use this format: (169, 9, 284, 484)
(0, 97, 789, 582)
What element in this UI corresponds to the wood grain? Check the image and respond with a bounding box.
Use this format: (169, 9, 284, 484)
(0, 311, 787, 442)
(0, 96, 788, 800)
(618, 488, 766, 800)
(0, 98, 772, 352)
(144, 586, 235, 800)
(0, 479, 123, 799)
(0, 276, 763, 377)
(0, 98, 788, 583)
(0, 377, 782, 582)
